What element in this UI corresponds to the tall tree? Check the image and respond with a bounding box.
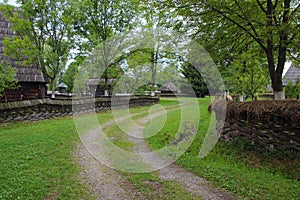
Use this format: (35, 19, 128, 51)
(181, 62, 209, 97)
(159, 0, 300, 99)
(2, 0, 73, 98)
(61, 61, 79, 93)
(72, 0, 138, 96)
(225, 50, 270, 99)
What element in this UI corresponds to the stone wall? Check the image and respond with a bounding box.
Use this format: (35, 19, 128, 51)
(0, 96, 159, 123)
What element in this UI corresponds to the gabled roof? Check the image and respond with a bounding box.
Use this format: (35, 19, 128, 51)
(0, 8, 48, 83)
(283, 63, 300, 86)
(159, 82, 178, 92)
(58, 82, 67, 88)
(86, 78, 115, 86)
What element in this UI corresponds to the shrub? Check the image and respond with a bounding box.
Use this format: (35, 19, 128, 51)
(285, 79, 300, 99)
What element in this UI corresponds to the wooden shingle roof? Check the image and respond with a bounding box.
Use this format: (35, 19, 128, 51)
(159, 82, 178, 92)
(0, 8, 48, 83)
(283, 63, 300, 86)
(86, 78, 115, 86)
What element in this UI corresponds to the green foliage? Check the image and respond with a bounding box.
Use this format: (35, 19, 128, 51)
(181, 63, 209, 97)
(225, 50, 270, 98)
(2, 0, 74, 97)
(285, 80, 300, 99)
(61, 62, 79, 93)
(113, 49, 182, 95)
(0, 63, 18, 96)
(159, 0, 300, 95)
(71, 0, 138, 52)
(71, 0, 139, 94)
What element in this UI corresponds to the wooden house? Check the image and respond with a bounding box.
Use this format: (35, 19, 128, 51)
(86, 78, 115, 97)
(58, 82, 67, 93)
(283, 63, 300, 86)
(159, 82, 179, 94)
(0, 9, 49, 102)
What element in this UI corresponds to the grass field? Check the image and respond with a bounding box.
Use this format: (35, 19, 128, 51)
(0, 97, 299, 199)
(0, 117, 87, 199)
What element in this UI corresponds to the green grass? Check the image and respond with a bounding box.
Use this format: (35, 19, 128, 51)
(0, 110, 115, 200)
(146, 97, 300, 200)
(0, 118, 89, 199)
(121, 171, 199, 200)
(1, 98, 299, 199)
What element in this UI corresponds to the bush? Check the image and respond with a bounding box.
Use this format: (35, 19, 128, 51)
(285, 79, 300, 99)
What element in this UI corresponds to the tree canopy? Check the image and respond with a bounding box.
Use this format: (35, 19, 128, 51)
(159, 0, 300, 99)
(2, 0, 74, 98)
(1, 0, 299, 99)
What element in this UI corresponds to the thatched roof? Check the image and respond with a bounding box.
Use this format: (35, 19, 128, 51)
(0, 8, 48, 83)
(283, 63, 300, 86)
(159, 82, 178, 92)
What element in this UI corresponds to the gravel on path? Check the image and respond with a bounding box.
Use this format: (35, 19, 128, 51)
(74, 104, 239, 200)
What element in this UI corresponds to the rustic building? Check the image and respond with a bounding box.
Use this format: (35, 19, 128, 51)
(283, 63, 300, 86)
(86, 78, 115, 97)
(0, 9, 49, 102)
(58, 82, 67, 93)
(159, 82, 179, 94)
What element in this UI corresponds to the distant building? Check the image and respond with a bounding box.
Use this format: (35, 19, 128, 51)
(159, 82, 179, 94)
(86, 78, 115, 97)
(58, 82, 67, 93)
(0, 9, 49, 102)
(283, 63, 300, 86)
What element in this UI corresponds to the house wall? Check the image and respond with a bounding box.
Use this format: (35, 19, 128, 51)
(1, 82, 47, 102)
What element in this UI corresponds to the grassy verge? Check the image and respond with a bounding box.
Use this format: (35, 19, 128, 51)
(0, 118, 89, 199)
(122, 172, 199, 200)
(0, 110, 117, 200)
(146, 97, 300, 200)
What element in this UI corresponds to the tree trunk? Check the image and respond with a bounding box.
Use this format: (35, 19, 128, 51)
(151, 52, 156, 90)
(150, 50, 158, 96)
(272, 69, 285, 100)
(274, 91, 285, 100)
(104, 74, 109, 96)
(51, 78, 55, 99)
(265, 0, 287, 100)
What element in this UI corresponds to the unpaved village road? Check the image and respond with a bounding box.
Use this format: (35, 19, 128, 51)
(74, 105, 239, 200)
